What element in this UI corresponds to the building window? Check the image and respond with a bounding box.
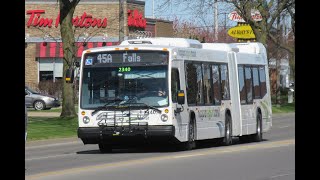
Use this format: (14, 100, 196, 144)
(39, 71, 53, 81)
(39, 58, 63, 82)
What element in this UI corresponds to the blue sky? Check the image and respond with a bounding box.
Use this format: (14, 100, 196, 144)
(144, 0, 237, 29)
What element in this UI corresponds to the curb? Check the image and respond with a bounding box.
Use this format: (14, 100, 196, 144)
(28, 112, 61, 117)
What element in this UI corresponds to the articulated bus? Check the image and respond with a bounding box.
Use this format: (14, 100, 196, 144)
(76, 37, 272, 152)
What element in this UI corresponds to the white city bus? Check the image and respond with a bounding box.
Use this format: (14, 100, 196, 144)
(76, 37, 272, 152)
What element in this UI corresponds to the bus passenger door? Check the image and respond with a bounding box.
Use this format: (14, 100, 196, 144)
(171, 63, 188, 142)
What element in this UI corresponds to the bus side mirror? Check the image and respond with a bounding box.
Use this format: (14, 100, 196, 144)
(65, 68, 74, 83)
(177, 90, 185, 105)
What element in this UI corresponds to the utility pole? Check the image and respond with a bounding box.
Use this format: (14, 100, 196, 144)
(152, 0, 155, 19)
(276, 0, 281, 106)
(214, 0, 218, 41)
(223, 12, 227, 42)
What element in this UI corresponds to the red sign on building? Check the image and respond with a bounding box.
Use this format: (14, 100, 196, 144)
(127, 9, 146, 29)
(26, 10, 108, 28)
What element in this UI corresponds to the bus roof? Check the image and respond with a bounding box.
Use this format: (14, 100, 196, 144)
(83, 38, 266, 58)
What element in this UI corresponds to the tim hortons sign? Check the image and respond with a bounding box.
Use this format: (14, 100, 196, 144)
(127, 9, 146, 29)
(26, 10, 108, 28)
(228, 10, 262, 22)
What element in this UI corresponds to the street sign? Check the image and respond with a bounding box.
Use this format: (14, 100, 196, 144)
(228, 10, 262, 22)
(227, 24, 256, 39)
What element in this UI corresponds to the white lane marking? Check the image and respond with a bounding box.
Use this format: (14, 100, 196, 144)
(173, 154, 205, 158)
(26, 153, 76, 161)
(269, 172, 295, 179)
(278, 125, 291, 129)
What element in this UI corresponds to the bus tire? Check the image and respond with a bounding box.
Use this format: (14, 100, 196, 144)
(251, 113, 263, 142)
(222, 113, 233, 146)
(180, 119, 196, 150)
(98, 143, 112, 153)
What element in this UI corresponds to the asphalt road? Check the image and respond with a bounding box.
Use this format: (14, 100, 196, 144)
(25, 113, 295, 180)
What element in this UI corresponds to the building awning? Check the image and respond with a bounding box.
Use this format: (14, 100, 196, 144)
(36, 42, 118, 58)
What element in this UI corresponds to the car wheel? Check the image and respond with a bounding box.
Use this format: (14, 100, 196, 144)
(34, 100, 45, 110)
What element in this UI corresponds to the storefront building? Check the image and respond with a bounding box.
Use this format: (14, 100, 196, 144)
(25, 0, 173, 88)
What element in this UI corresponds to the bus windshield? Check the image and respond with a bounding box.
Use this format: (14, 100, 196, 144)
(80, 65, 168, 109)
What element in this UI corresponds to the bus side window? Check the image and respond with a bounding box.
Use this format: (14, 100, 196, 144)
(238, 65, 246, 104)
(252, 66, 261, 99)
(259, 66, 267, 98)
(245, 66, 253, 104)
(171, 68, 180, 103)
(220, 64, 230, 100)
(212, 64, 221, 105)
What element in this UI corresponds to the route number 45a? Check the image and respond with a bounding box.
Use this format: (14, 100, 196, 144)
(97, 54, 113, 63)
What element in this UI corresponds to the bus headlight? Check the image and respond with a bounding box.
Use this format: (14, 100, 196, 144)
(161, 114, 168, 122)
(83, 116, 90, 124)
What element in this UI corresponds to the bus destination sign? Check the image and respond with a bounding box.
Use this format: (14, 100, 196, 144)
(84, 51, 168, 66)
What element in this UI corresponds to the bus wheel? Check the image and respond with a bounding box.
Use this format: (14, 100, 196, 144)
(251, 113, 263, 142)
(222, 114, 233, 146)
(180, 119, 196, 150)
(98, 143, 112, 153)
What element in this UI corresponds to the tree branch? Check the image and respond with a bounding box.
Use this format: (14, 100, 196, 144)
(268, 33, 294, 54)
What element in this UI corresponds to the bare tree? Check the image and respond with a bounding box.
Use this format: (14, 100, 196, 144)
(172, 17, 235, 43)
(158, 0, 294, 50)
(158, 0, 295, 104)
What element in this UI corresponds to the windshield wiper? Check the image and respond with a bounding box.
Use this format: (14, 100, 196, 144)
(120, 102, 162, 114)
(91, 98, 123, 116)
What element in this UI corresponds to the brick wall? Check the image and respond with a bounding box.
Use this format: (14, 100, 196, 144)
(155, 21, 173, 37)
(25, 43, 38, 87)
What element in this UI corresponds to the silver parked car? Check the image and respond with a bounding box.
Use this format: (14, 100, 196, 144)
(25, 86, 60, 110)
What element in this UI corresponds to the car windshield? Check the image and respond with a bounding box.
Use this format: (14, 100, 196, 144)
(80, 65, 168, 109)
(25, 86, 39, 94)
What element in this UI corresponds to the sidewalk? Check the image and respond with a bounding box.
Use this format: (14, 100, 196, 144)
(28, 111, 61, 117)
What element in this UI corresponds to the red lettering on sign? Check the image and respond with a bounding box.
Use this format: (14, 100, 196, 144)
(127, 9, 146, 29)
(26, 10, 108, 28)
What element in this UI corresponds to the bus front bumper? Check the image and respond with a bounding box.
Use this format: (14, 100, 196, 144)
(78, 125, 175, 144)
